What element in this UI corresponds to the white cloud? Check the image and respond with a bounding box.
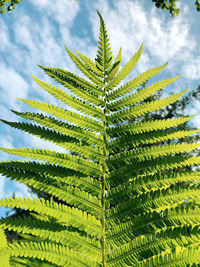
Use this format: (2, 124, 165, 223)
(188, 99, 200, 128)
(0, 106, 16, 122)
(0, 18, 9, 51)
(181, 57, 200, 80)
(0, 178, 34, 210)
(12, 182, 35, 199)
(0, 175, 5, 198)
(13, 15, 65, 70)
(28, 0, 80, 25)
(191, 115, 200, 128)
(0, 63, 29, 111)
(0, 133, 13, 149)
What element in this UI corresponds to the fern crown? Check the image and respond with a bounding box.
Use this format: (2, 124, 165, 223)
(0, 10, 200, 267)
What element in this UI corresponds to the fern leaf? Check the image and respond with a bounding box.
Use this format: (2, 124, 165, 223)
(8, 241, 98, 267)
(108, 143, 200, 165)
(0, 227, 9, 267)
(108, 89, 188, 124)
(0, 197, 102, 237)
(65, 45, 104, 87)
(107, 48, 122, 81)
(137, 155, 200, 176)
(0, 161, 102, 196)
(96, 11, 113, 74)
(107, 62, 168, 101)
(108, 171, 200, 205)
(12, 110, 103, 147)
(10, 257, 57, 267)
(107, 226, 200, 266)
(138, 246, 200, 267)
(0, 165, 101, 215)
(0, 216, 101, 260)
(0, 147, 102, 177)
(106, 43, 143, 91)
(137, 246, 200, 267)
(108, 129, 199, 153)
(108, 75, 180, 111)
(106, 183, 200, 227)
(75, 50, 104, 78)
(107, 115, 194, 136)
(32, 75, 104, 119)
(17, 99, 104, 132)
(1, 11, 200, 266)
(39, 65, 104, 104)
(107, 204, 200, 246)
(108, 155, 200, 187)
(0, 120, 102, 162)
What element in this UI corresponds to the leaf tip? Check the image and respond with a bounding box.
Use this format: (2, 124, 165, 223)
(16, 98, 24, 102)
(65, 44, 69, 51)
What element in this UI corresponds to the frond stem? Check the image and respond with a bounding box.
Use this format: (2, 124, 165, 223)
(101, 73, 108, 266)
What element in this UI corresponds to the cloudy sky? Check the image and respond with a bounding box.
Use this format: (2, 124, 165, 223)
(0, 0, 200, 217)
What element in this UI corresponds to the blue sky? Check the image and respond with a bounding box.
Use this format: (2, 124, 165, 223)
(0, 0, 200, 217)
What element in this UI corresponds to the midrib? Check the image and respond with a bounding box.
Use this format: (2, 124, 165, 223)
(102, 46, 108, 266)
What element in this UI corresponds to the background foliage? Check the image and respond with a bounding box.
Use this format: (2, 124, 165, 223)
(1, 0, 200, 16)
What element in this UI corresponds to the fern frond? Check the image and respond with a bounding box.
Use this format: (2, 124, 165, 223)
(108, 171, 200, 205)
(12, 110, 103, 147)
(108, 155, 200, 186)
(0, 228, 7, 249)
(108, 129, 199, 153)
(0, 147, 102, 177)
(107, 115, 194, 136)
(38, 65, 104, 103)
(76, 50, 104, 78)
(96, 11, 113, 74)
(1, 11, 200, 266)
(65, 45, 104, 87)
(109, 203, 200, 246)
(107, 62, 168, 101)
(137, 246, 200, 267)
(0, 120, 102, 162)
(106, 44, 143, 91)
(8, 241, 98, 267)
(0, 197, 102, 237)
(107, 48, 122, 81)
(10, 257, 57, 267)
(108, 89, 188, 123)
(0, 165, 101, 215)
(107, 183, 200, 226)
(108, 75, 180, 111)
(108, 143, 200, 165)
(32, 75, 104, 119)
(138, 246, 200, 267)
(0, 216, 101, 260)
(0, 227, 9, 267)
(17, 99, 104, 132)
(136, 155, 200, 175)
(107, 226, 200, 266)
(0, 161, 102, 196)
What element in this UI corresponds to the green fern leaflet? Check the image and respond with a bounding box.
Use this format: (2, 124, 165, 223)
(1, 11, 200, 266)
